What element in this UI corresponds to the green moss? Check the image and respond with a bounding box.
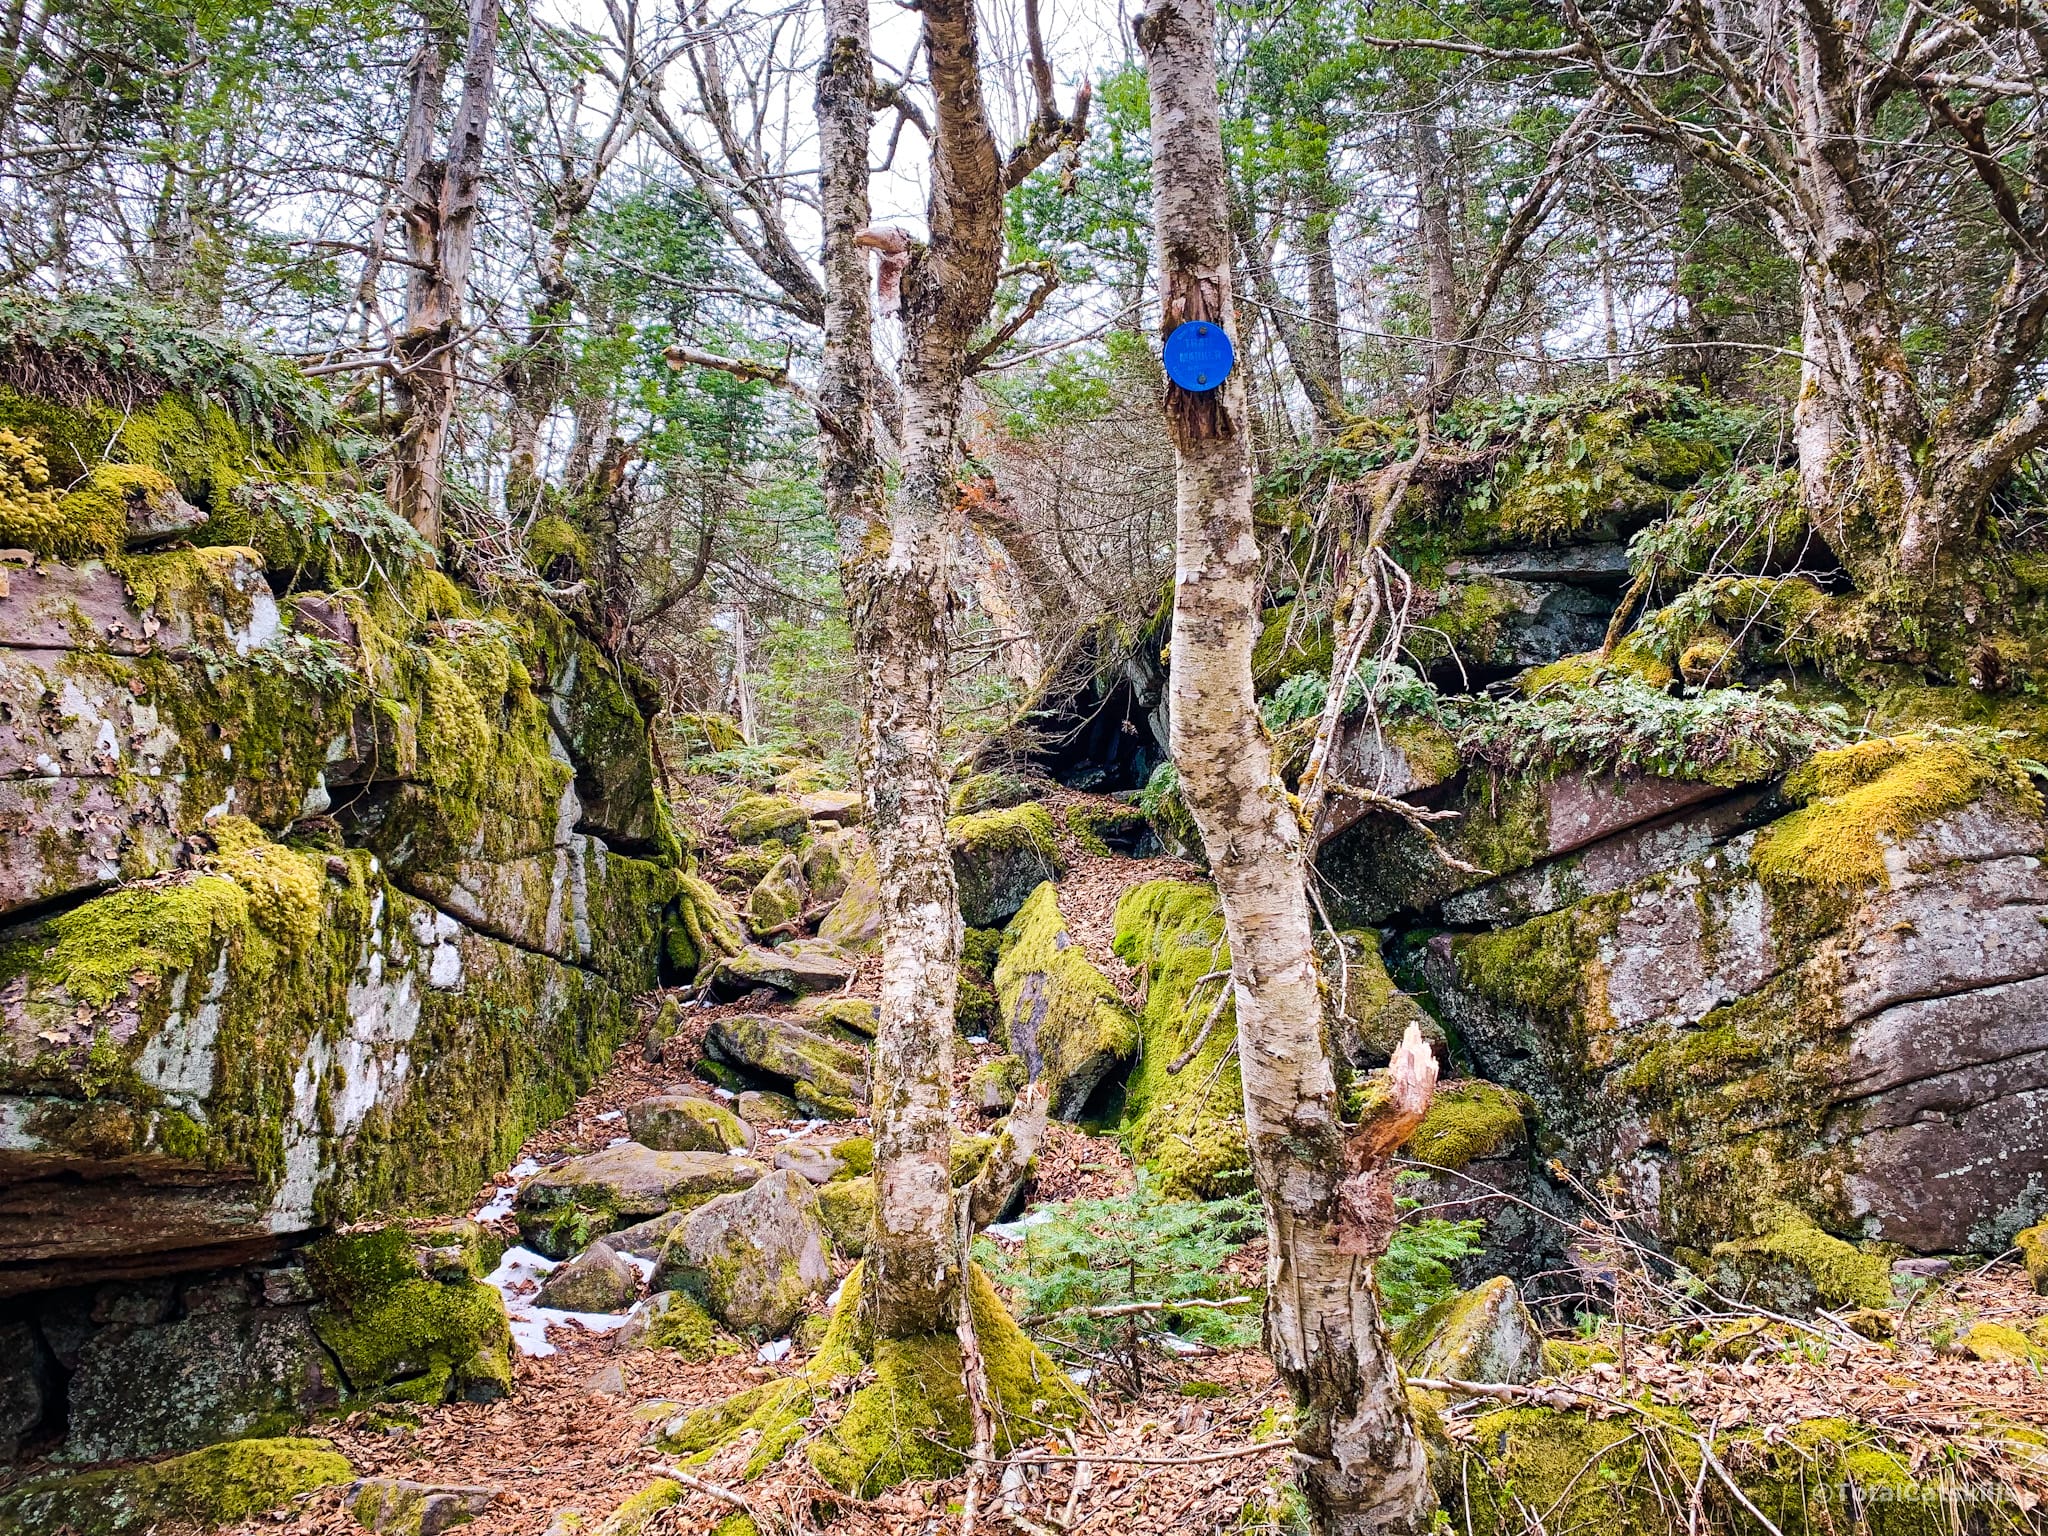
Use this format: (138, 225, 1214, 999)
(1112, 880, 1252, 1198)
(829, 1134, 874, 1178)
(1441, 1406, 1975, 1536)
(950, 771, 1040, 815)
(528, 513, 588, 568)
(815, 1178, 875, 1258)
(1404, 1082, 1529, 1170)
(679, 1263, 1087, 1498)
(646, 1293, 729, 1359)
(596, 1478, 683, 1536)
(723, 791, 809, 845)
(24, 872, 252, 1011)
(2018, 1221, 2048, 1296)
(1961, 1322, 2044, 1364)
(1454, 894, 1620, 1023)
(1708, 1204, 1892, 1312)
(805, 996, 879, 1037)
(0, 1437, 352, 1536)
(305, 1228, 514, 1403)
(1755, 733, 2038, 898)
(1251, 601, 1334, 689)
(993, 883, 1141, 1119)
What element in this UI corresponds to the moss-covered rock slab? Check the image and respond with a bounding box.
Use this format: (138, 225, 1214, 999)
(993, 883, 1140, 1120)
(626, 1094, 754, 1154)
(515, 1146, 767, 1258)
(704, 1012, 869, 1107)
(2019, 1221, 2048, 1295)
(721, 791, 808, 845)
(0, 1436, 352, 1535)
(1112, 880, 1251, 1198)
(1395, 1277, 1544, 1385)
(1421, 745, 2048, 1258)
(949, 804, 1064, 928)
(347, 1477, 498, 1536)
(706, 940, 857, 998)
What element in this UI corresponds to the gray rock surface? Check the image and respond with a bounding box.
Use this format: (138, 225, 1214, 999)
(653, 1169, 832, 1338)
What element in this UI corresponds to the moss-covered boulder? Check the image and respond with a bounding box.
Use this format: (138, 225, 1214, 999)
(734, 1089, 802, 1125)
(800, 826, 865, 905)
(2019, 1221, 2048, 1295)
(347, 1477, 497, 1536)
(704, 1012, 869, 1110)
(653, 1169, 832, 1339)
(1111, 880, 1251, 1198)
(0, 1436, 352, 1535)
(627, 1094, 754, 1153)
(514, 1145, 767, 1259)
(1395, 1277, 1544, 1385)
(304, 1227, 513, 1405)
(534, 1242, 640, 1314)
(993, 883, 1140, 1120)
(1704, 1205, 1893, 1314)
(704, 939, 857, 997)
(971, 1053, 1029, 1114)
(744, 854, 805, 937)
(637, 1290, 731, 1360)
(797, 994, 879, 1037)
(1421, 738, 2048, 1258)
(722, 791, 808, 845)
(949, 804, 1064, 928)
(949, 771, 1043, 816)
(816, 846, 885, 950)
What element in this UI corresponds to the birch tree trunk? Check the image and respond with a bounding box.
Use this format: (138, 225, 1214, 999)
(389, 0, 500, 549)
(1137, 0, 1438, 1528)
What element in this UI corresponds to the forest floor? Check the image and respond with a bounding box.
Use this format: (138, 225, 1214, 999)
(215, 786, 2048, 1536)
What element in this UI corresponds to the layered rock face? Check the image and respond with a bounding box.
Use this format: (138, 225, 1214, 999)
(0, 362, 680, 1299)
(1422, 756, 2048, 1256)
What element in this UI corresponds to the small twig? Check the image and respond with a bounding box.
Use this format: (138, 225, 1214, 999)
(1167, 979, 1233, 1073)
(962, 1438, 1292, 1468)
(652, 1467, 762, 1519)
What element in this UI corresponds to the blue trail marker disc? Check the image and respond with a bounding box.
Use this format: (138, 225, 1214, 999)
(1162, 320, 1235, 393)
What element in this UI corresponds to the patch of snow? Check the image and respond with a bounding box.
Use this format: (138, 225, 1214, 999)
(757, 1337, 793, 1364)
(484, 1245, 636, 1358)
(471, 1157, 542, 1223)
(606, 1136, 632, 1149)
(983, 1209, 1057, 1243)
(595, 1110, 623, 1123)
(965, 1036, 991, 1046)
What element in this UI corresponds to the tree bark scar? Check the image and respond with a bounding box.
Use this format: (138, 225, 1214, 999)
(1163, 267, 1234, 446)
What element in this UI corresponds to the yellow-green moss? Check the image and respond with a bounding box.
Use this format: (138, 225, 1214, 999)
(950, 770, 1039, 815)
(723, 790, 809, 844)
(993, 883, 1140, 1118)
(304, 1228, 515, 1403)
(815, 1178, 875, 1258)
(1708, 1204, 1892, 1311)
(595, 1478, 683, 1536)
(689, 1263, 1085, 1498)
(1962, 1322, 2044, 1364)
(2018, 1221, 2048, 1295)
(1404, 1081, 1529, 1170)
(1755, 734, 2038, 897)
(1440, 1406, 1963, 1536)
(1111, 880, 1252, 1198)
(0, 1437, 352, 1536)
(646, 1293, 730, 1360)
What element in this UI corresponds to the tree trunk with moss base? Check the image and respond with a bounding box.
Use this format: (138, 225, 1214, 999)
(1137, 0, 1439, 1529)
